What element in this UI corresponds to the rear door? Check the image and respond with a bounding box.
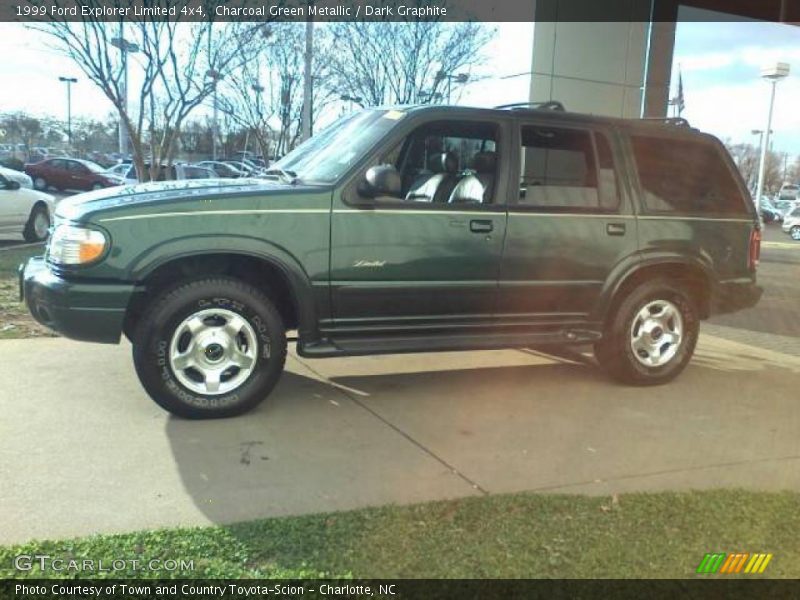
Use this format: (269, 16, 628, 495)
(497, 121, 638, 327)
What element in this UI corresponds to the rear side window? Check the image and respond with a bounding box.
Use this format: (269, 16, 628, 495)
(630, 135, 748, 216)
(518, 126, 618, 211)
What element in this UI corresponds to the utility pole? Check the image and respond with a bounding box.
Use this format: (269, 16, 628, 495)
(58, 76, 77, 146)
(301, 8, 314, 142)
(111, 24, 139, 157)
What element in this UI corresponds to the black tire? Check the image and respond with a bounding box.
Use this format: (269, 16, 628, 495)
(132, 277, 287, 419)
(594, 279, 699, 385)
(91, 183, 104, 191)
(22, 204, 50, 242)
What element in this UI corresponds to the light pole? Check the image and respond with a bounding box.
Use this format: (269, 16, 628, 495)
(111, 26, 139, 157)
(754, 62, 790, 211)
(436, 71, 469, 104)
(301, 19, 314, 142)
(339, 94, 362, 114)
(206, 68, 221, 159)
(58, 76, 78, 146)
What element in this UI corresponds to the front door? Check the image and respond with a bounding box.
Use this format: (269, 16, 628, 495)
(330, 117, 509, 335)
(497, 123, 638, 327)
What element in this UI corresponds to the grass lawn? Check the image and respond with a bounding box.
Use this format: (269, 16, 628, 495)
(0, 243, 55, 339)
(1, 489, 798, 579)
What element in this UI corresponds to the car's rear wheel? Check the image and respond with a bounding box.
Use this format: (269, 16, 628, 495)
(92, 183, 104, 191)
(23, 205, 50, 242)
(33, 176, 47, 191)
(594, 279, 699, 385)
(791, 226, 800, 241)
(132, 277, 287, 419)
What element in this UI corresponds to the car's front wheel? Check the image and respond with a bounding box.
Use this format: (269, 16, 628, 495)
(33, 176, 47, 191)
(594, 279, 699, 385)
(23, 205, 50, 242)
(791, 226, 800, 241)
(92, 183, 104, 191)
(132, 277, 287, 418)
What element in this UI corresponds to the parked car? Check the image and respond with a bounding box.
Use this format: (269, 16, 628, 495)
(21, 104, 762, 418)
(195, 160, 247, 178)
(0, 165, 33, 189)
(782, 206, 800, 241)
(777, 183, 798, 201)
(759, 196, 782, 223)
(222, 160, 261, 176)
(111, 163, 217, 185)
(774, 199, 797, 218)
(0, 168, 55, 241)
(25, 158, 125, 192)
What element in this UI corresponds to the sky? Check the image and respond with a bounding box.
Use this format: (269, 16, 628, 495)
(0, 19, 798, 157)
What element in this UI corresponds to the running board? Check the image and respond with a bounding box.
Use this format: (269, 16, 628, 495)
(298, 329, 601, 358)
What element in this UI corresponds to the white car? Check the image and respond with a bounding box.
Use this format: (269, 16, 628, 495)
(109, 163, 217, 184)
(782, 206, 800, 241)
(0, 165, 33, 189)
(0, 167, 55, 242)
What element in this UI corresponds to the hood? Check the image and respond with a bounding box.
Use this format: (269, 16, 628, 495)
(55, 177, 317, 221)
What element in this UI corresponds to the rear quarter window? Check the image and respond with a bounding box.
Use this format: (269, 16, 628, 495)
(630, 134, 749, 217)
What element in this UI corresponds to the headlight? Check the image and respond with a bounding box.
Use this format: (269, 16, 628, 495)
(48, 224, 108, 265)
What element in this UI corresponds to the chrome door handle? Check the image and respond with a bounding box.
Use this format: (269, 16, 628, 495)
(470, 220, 493, 233)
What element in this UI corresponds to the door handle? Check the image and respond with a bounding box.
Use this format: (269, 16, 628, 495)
(606, 222, 626, 236)
(470, 220, 493, 233)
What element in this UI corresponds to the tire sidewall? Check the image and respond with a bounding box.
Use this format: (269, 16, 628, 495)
(609, 280, 698, 384)
(134, 280, 285, 418)
(24, 205, 50, 242)
(34, 177, 47, 191)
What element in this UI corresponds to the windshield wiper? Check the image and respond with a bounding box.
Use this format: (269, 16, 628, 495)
(263, 168, 299, 185)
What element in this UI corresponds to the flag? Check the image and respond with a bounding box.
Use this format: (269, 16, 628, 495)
(676, 69, 685, 115)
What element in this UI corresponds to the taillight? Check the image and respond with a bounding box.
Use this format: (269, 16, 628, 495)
(748, 228, 761, 270)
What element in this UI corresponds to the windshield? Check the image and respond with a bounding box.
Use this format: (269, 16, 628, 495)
(271, 109, 404, 183)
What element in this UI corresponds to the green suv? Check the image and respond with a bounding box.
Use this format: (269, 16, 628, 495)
(21, 104, 763, 418)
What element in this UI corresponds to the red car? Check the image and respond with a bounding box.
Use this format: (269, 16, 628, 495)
(25, 158, 124, 192)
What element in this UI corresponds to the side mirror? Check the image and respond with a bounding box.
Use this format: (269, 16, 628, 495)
(5, 180, 21, 191)
(359, 164, 401, 199)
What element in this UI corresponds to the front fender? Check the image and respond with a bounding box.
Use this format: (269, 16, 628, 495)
(127, 235, 321, 339)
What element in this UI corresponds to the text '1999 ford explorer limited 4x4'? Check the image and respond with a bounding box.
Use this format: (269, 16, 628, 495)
(20, 104, 763, 418)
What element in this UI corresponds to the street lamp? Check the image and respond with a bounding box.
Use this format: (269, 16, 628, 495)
(436, 71, 469, 103)
(111, 29, 140, 156)
(754, 62, 790, 211)
(58, 76, 78, 146)
(205, 68, 222, 160)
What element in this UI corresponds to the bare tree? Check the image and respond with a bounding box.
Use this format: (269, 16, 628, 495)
(327, 20, 494, 107)
(33, 1, 262, 181)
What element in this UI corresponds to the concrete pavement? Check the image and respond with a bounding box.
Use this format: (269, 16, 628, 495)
(1, 333, 799, 545)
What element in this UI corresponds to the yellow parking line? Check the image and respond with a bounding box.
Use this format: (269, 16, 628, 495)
(762, 241, 800, 250)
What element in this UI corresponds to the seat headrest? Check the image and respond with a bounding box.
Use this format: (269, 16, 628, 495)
(428, 151, 458, 174)
(470, 151, 496, 173)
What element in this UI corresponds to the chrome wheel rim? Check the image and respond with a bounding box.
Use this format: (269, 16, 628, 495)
(792, 227, 800, 241)
(630, 299, 683, 368)
(168, 308, 259, 396)
(34, 178, 46, 190)
(33, 211, 49, 239)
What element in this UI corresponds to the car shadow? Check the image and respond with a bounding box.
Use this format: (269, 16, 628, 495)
(162, 360, 606, 527)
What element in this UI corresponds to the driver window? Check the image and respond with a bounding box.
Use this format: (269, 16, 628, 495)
(367, 120, 499, 206)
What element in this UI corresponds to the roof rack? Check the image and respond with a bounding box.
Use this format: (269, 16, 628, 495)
(494, 101, 566, 112)
(640, 117, 692, 128)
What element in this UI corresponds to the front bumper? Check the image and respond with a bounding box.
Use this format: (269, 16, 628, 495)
(20, 257, 135, 344)
(711, 279, 763, 316)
